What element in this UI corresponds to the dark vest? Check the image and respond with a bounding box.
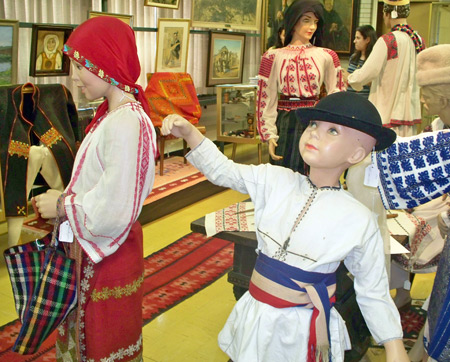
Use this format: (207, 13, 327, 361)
(0, 83, 79, 217)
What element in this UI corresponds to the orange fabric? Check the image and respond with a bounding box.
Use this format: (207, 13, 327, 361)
(144, 73, 202, 127)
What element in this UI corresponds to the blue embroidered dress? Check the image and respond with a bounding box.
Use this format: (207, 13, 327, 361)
(375, 131, 450, 361)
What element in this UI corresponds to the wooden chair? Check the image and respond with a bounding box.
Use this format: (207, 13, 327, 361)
(144, 72, 204, 175)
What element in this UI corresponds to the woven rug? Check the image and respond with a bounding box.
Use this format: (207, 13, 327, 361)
(0, 232, 234, 360)
(145, 156, 206, 204)
(400, 301, 427, 351)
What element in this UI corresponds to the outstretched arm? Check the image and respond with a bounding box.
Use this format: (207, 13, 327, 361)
(161, 114, 205, 149)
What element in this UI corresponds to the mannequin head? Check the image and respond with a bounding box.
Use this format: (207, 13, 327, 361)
(383, 0, 410, 27)
(284, 0, 324, 46)
(417, 44, 450, 124)
(297, 92, 396, 186)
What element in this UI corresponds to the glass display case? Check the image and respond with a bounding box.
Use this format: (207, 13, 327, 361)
(216, 84, 259, 144)
(216, 84, 262, 163)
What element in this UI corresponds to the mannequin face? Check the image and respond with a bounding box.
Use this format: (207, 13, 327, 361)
(353, 31, 370, 52)
(421, 86, 444, 116)
(71, 61, 111, 101)
(292, 12, 319, 44)
(299, 120, 374, 170)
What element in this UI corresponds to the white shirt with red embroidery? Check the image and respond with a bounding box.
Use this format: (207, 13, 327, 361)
(256, 44, 345, 142)
(348, 31, 422, 132)
(64, 103, 157, 263)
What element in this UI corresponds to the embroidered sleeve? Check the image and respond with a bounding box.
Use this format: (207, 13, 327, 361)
(348, 38, 388, 91)
(64, 108, 156, 263)
(344, 223, 403, 343)
(256, 50, 280, 142)
(322, 48, 345, 93)
(375, 131, 450, 210)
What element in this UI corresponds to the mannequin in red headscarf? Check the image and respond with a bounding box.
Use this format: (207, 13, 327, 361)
(33, 16, 157, 360)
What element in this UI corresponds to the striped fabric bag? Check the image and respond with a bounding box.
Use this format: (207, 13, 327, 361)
(3, 225, 77, 354)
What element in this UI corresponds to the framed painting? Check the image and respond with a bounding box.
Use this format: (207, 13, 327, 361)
(192, 0, 262, 31)
(261, 0, 358, 54)
(0, 19, 19, 85)
(29, 25, 73, 77)
(155, 18, 191, 73)
(88, 11, 134, 26)
(144, 0, 181, 9)
(206, 31, 246, 87)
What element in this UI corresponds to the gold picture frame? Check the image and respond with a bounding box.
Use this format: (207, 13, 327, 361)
(155, 18, 191, 73)
(144, 0, 181, 9)
(192, 0, 262, 31)
(0, 19, 19, 85)
(88, 11, 134, 27)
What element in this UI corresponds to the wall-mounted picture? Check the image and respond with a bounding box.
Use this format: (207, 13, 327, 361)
(155, 18, 191, 73)
(88, 11, 134, 26)
(0, 19, 19, 85)
(261, 0, 357, 54)
(206, 31, 245, 87)
(144, 0, 181, 9)
(29, 25, 73, 77)
(192, 0, 262, 31)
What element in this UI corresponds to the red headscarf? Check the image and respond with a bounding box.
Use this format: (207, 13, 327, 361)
(63, 16, 152, 134)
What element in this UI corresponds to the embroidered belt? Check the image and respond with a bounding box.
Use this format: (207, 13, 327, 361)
(277, 98, 318, 111)
(249, 253, 336, 362)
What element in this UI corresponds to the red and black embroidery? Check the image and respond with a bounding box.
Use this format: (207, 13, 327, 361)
(382, 33, 398, 60)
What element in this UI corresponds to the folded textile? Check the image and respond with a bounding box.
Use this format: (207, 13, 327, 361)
(205, 202, 255, 237)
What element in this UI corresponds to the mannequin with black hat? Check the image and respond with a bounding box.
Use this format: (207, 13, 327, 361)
(347, 0, 424, 138)
(162, 91, 408, 361)
(256, 0, 345, 175)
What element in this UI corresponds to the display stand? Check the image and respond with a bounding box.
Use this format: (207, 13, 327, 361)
(216, 84, 262, 163)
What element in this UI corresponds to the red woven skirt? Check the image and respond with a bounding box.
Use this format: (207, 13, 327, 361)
(56, 221, 144, 361)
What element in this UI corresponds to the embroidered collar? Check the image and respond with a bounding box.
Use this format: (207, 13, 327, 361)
(391, 24, 425, 54)
(306, 177, 342, 191)
(285, 43, 313, 51)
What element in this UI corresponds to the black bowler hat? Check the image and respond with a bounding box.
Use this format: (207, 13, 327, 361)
(296, 92, 397, 151)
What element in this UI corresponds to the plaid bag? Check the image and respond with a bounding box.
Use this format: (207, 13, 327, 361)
(3, 224, 77, 354)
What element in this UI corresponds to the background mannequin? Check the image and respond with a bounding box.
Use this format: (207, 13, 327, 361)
(347, 0, 424, 137)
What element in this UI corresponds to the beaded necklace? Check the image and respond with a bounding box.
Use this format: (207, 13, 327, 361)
(391, 24, 425, 54)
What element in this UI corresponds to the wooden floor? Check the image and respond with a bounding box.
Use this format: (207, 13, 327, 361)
(0, 142, 436, 361)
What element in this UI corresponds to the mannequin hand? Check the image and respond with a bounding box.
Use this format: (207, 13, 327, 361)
(162, 114, 195, 138)
(268, 138, 283, 161)
(162, 114, 204, 150)
(33, 189, 62, 219)
(438, 213, 449, 239)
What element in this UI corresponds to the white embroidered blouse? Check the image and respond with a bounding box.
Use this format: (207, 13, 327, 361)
(256, 44, 345, 142)
(64, 103, 157, 263)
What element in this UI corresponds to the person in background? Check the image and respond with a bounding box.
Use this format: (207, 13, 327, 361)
(373, 44, 450, 362)
(162, 91, 409, 362)
(347, 0, 425, 137)
(346, 25, 377, 98)
(33, 16, 157, 361)
(257, 0, 345, 174)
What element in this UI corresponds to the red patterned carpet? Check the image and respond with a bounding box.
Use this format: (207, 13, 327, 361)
(0, 233, 234, 360)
